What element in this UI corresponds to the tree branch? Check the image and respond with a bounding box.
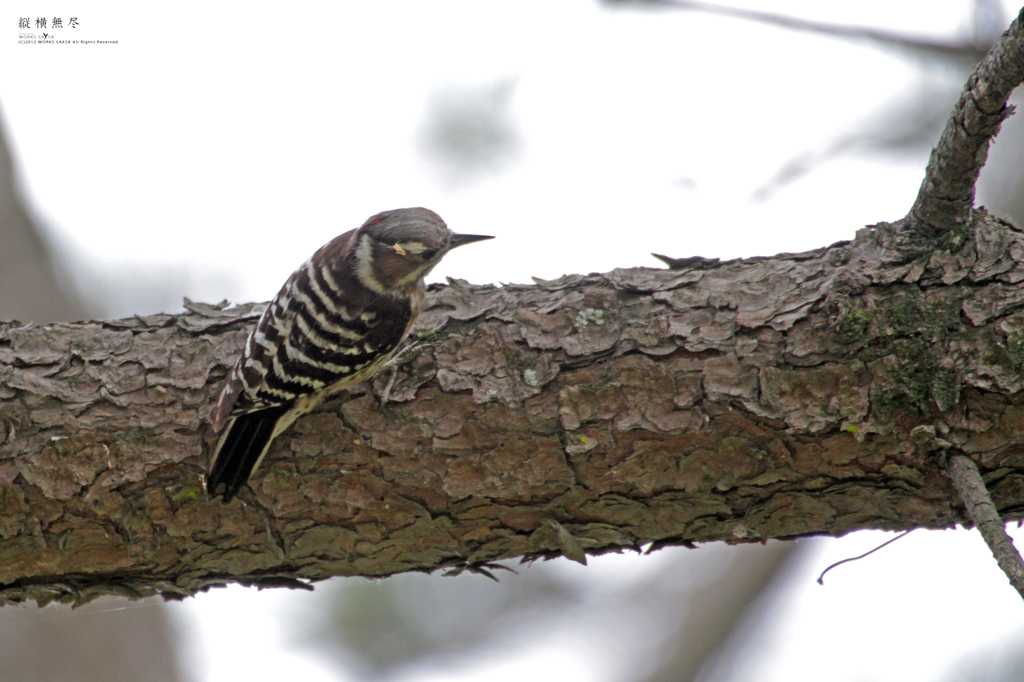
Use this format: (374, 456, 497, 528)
(5, 10, 1024, 610)
(4, 208, 1024, 605)
(946, 454, 1024, 599)
(906, 7, 1024, 244)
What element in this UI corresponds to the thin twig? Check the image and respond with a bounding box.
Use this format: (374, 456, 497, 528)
(817, 531, 914, 585)
(946, 454, 1024, 600)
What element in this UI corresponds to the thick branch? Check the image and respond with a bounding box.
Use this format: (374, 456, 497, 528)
(3, 211, 1024, 605)
(907, 8, 1024, 242)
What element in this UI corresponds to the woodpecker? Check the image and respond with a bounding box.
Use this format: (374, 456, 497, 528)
(207, 207, 493, 502)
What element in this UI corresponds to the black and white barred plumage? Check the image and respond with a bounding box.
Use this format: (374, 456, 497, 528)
(207, 207, 492, 502)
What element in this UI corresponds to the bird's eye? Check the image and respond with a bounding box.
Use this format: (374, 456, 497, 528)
(421, 249, 438, 261)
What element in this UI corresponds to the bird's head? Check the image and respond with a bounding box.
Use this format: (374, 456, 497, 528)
(354, 207, 493, 295)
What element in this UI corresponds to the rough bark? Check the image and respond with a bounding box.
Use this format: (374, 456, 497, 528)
(3, 209, 1024, 606)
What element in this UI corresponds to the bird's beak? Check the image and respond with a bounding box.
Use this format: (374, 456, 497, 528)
(449, 233, 495, 249)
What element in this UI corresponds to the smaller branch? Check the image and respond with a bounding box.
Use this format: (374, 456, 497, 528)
(946, 455, 1024, 601)
(906, 8, 1024, 243)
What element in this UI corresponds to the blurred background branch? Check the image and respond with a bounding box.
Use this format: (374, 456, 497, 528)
(0, 109, 83, 322)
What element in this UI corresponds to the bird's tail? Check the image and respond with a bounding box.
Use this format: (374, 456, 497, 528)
(207, 405, 289, 503)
